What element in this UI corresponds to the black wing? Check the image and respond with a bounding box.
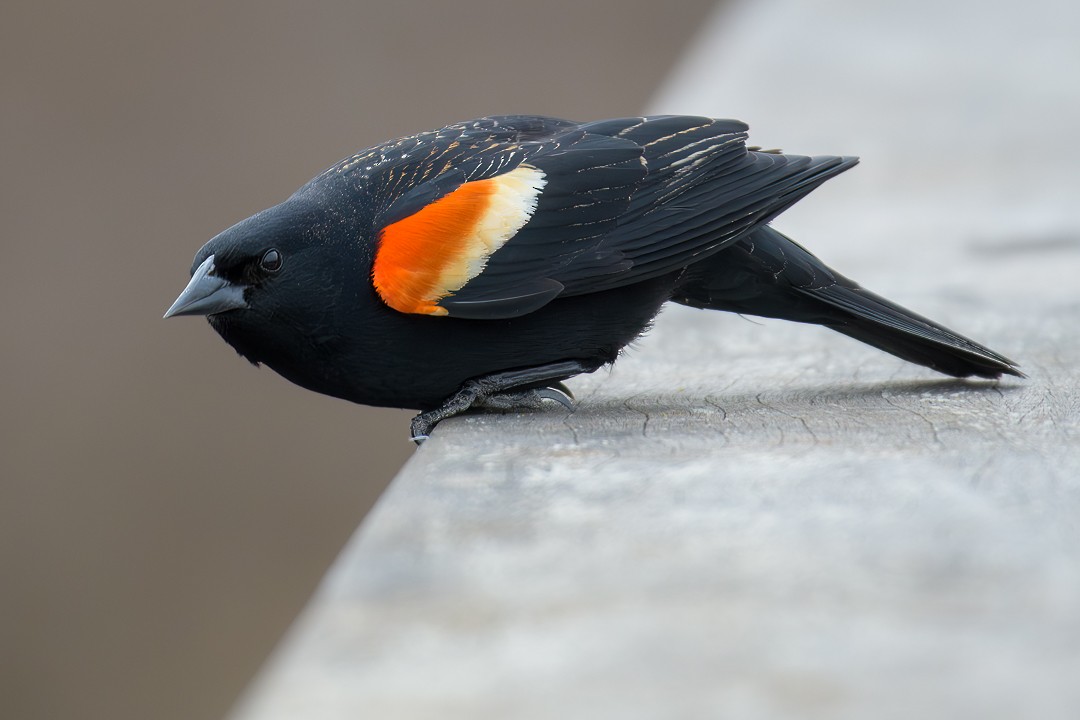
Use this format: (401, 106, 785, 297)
(332, 115, 856, 320)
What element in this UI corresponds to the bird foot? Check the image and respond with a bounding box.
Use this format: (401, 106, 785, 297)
(409, 363, 592, 443)
(475, 383, 575, 411)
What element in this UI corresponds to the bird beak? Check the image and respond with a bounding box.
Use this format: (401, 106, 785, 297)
(163, 255, 248, 318)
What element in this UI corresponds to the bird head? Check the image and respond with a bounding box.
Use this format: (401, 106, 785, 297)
(164, 198, 356, 367)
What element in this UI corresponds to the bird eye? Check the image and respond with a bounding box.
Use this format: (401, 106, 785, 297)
(260, 249, 283, 272)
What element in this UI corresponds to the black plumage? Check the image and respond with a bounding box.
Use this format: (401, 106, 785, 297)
(165, 115, 1021, 439)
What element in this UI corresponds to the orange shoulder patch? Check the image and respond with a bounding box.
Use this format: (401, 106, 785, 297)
(373, 165, 546, 316)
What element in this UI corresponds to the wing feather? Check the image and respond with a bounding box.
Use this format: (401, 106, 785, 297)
(362, 115, 856, 319)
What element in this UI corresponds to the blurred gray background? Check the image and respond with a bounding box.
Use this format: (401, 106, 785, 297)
(0, 2, 716, 719)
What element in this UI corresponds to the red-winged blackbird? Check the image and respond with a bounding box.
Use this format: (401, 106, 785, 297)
(165, 115, 1021, 440)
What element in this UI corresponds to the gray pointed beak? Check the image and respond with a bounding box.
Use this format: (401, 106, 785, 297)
(164, 255, 248, 318)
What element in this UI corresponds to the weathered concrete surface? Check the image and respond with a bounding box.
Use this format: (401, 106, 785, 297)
(231, 1, 1080, 718)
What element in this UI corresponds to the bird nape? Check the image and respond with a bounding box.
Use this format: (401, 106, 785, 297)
(165, 114, 1022, 442)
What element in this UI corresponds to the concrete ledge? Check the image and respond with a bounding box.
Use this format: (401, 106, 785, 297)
(230, 1, 1080, 718)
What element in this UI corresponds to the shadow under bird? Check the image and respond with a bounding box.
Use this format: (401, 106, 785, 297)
(165, 115, 1022, 440)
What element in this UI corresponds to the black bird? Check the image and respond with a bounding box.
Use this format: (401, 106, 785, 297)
(165, 115, 1021, 440)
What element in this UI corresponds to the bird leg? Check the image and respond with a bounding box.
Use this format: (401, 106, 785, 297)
(410, 361, 594, 443)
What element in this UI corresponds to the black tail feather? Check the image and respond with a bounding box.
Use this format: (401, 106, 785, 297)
(807, 283, 1023, 379)
(674, 226, 1023, 379)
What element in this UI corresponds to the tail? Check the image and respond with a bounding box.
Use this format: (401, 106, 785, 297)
(673, 226, 1023, 379)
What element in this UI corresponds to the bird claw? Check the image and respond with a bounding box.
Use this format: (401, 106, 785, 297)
(535, 385, 575, 410)
(549, 381, 575, 401)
